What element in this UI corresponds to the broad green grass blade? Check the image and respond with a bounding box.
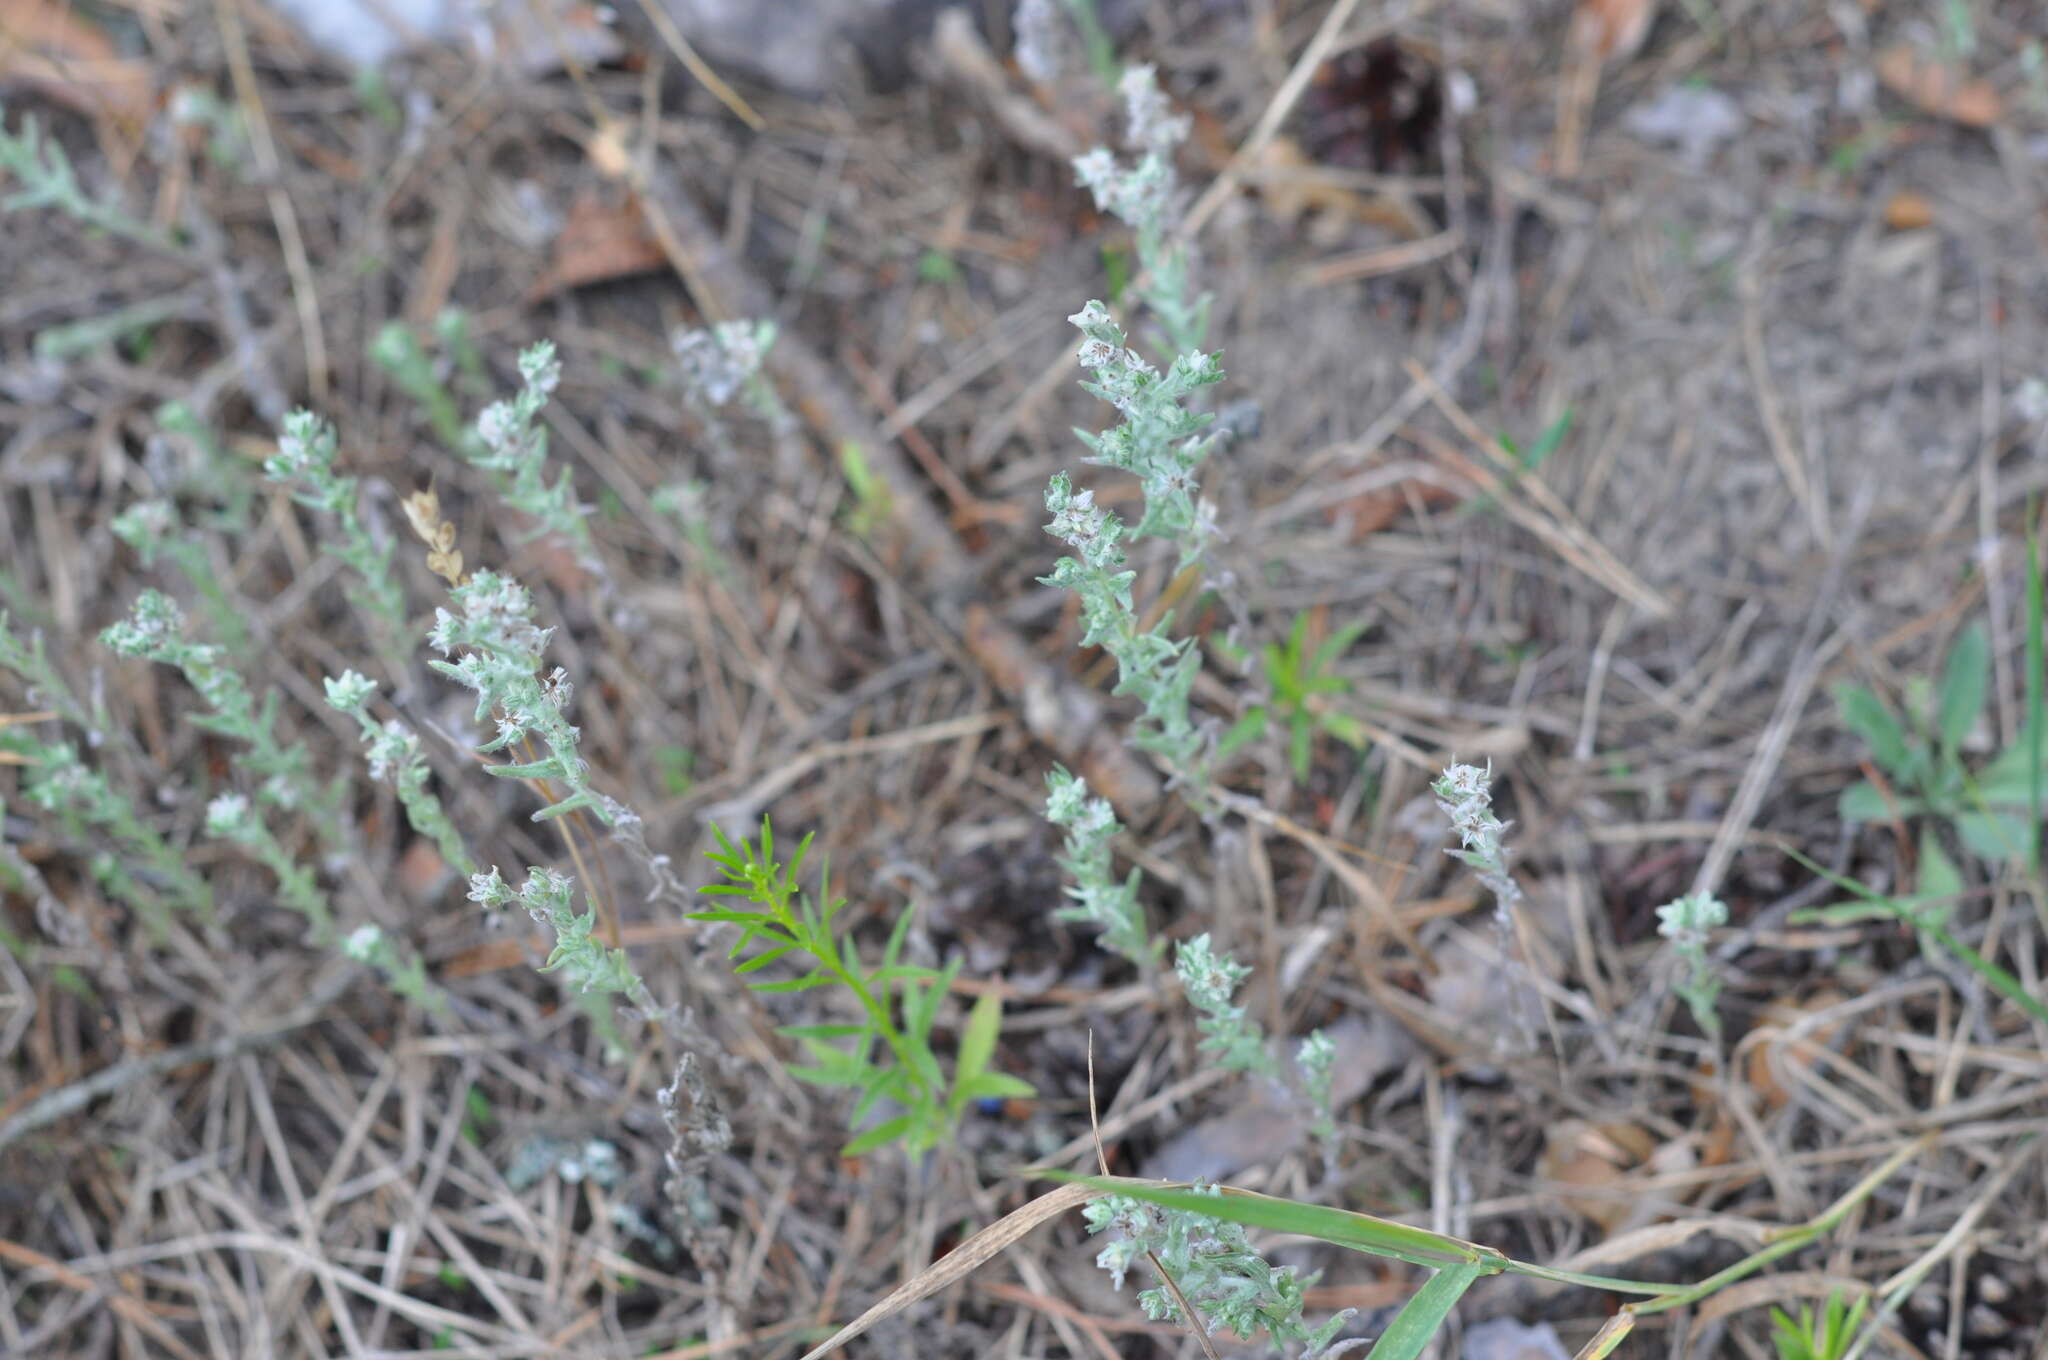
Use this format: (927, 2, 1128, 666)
(1363, 1258, 1484, 1360)
(1043, 1175, 1502, 1271)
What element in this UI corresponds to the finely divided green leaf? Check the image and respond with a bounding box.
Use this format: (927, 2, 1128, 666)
(957, 1072, 1035, 1101)
(956, 990, 1002, 1083)
(841, 1115, 914, 1158)
(1213, 707, 1268, 762)
(777, 1023, 869, 1041)
(881, 901, 917, 972)
(1308, 620, 1369, 678)
(735, 943, 798, 974)
(752, 971, 831, 994)
(867, 965, 942, 985)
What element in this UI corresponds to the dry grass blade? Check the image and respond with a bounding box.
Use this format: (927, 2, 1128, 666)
(1571, 1312, 1634, 1359)
(0, 707, 55, 762)
(0, 1237, 207, 1360)
(796, 1182, 1100, 1360)
(1401, 359, 1670, 617)
(631, 0, 765, 130)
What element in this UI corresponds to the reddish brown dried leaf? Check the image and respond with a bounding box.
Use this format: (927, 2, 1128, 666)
(1876, 44, 2003, 128)
(528, 190, 669, 299)
(1329, 479, 1460, 540)
(0, 0, 154, 126)
(1568, 0, 1658, 65)
(1883, 189, 1935, 231)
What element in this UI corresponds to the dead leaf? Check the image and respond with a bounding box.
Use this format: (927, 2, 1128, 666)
(1139, 1015, 1411, 1182)
(584, 117, 632, 180)
(0, 0, 154, 127)
(1249, 135, 1431, 238)
(1539, 1120, 1656, 1232)
(1409, 932, 1548, 1063)
(528, 189, 668, 299)
(1876, 45, 2002, 129)
(395, 839, 449, 899)
(1328, 479, 1461, 540)
(1568, 0, 1659, 65)
(1742, 988, 1848, 1110)
(1883, 189, 1935, 231)
(1555, 0, 1660, 178)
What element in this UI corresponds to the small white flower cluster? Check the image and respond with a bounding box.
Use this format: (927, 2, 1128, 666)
(428, 570, 552, 669)
(338, 922, 441, 1013)
(465, 341, 600, 576)
(469, 865, 642, 998)
(1433, 761, 1523, 913)
(23, 743, 93, 809)
(426, 572, 591, 795)
(1655, 891, 1728, 949)
(204, 792, 254, 841)
(672, 319, 776, 408)
(1658, 890, 1729, 1041)
(365, 720, 418, 801)
(1118, 64, 1191, 157)
(323, 669, 377, 714)
(104, 590, 317, 814)
(1042, 474, 1125, 573)
(328, 672, 473, 875)
(1010, 0, 1070, 84)
(101, 588, 184, 653)
(1081, 1182, 1354, 1354)
(266, 410, 334, 486)
(1073, 145, 1174, 240)
(342, 923, 385, 963)
(1175, 933, 1266, 1073)
(1070, 67, 1189, 244)
(263, 410, 407, 637)
(110, 501, 174, 562)
(1043, 765, 1155, 966)
(1063, 303, 1220, 561)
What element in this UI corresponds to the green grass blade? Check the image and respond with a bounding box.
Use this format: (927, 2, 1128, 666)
(1362, 1258, 1484, 1360)
(2028, 515, 2044, 880)
(1783, 846, 2048, 1026)
(1040, 1175, 1501, 1272)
